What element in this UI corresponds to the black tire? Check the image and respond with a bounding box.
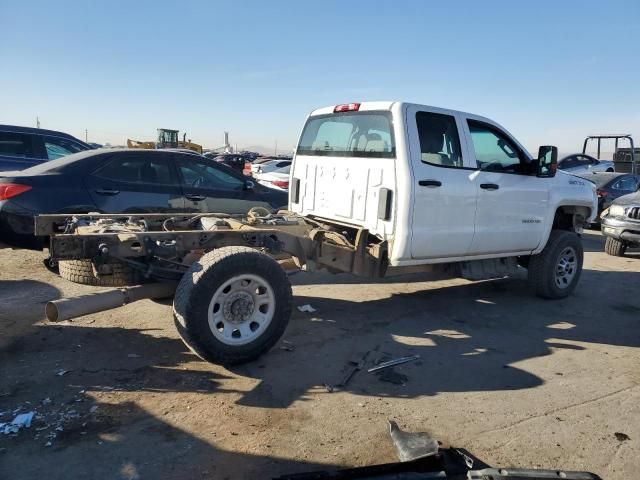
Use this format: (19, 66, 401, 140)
(173, 247, 292, 365)
(605, 236, 627, 257)
(58, 259, 139, 287)
(527, 230, 583, 299)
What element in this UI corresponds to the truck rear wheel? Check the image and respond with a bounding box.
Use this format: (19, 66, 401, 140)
(604, 236, 626, 257)
(527, 230, 583, 299)
(173, 246, 292, 365)
(58, 259, 139, 287)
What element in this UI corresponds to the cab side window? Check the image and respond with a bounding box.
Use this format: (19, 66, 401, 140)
(416, 112, 463, 167)
(175, 157, 244, 190)
(559, 155, 578, 169)
(43, 135, 86, 160)
(94, 154, 173, 185)
(468, 120, 529, 173)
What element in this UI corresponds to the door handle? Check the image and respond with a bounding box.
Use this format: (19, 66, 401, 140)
(418, 179, 442, 187)
(185, 194, 206, 201)
(95, 188, 120, 195)
(480, 183, 500, 190)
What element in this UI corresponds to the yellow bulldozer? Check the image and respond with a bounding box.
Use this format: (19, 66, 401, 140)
(127, 128, 203, 154)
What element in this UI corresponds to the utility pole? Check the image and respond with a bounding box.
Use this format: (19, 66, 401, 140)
(274, 140, 278, 156)
(85, 129, 88, 142)
(36, 116, 40, 128)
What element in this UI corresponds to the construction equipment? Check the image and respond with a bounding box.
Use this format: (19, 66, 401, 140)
(127, 128, 203, 154)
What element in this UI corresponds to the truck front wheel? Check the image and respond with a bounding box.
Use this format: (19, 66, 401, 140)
(173, 247, 292, 365)
(527, 230, 583, 299)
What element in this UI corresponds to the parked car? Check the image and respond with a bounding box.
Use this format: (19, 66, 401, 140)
(251, 159, 291, 175)
(0, 149, 288, 249)
(558, 153, 614, 174)
(576, 172, 640, 221)
(0, 125, 91, 172)
(255, 165, 290, 191)
(204, 153, 247, 173)
(601, 187, 640, 256)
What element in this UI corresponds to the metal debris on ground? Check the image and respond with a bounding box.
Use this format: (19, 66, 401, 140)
(55, 369, 69, 376)
(279, 340, 295, 352)
(325, 351, 370, 392)
(367, 354, 420, 373)
(297, 304, 317, 313)
(310, 317, 335, 323)
(1, 411, 35, 434)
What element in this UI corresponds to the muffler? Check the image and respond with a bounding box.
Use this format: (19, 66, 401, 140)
(45, 282, 177, 322)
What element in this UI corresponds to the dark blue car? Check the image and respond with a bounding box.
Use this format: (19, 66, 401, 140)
(0, 125, 92, 172)
(0, 149, 288, 249)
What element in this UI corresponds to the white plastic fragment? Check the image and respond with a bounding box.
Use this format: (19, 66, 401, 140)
(1, 411, 34, 434)
(297, 304, 317, 313)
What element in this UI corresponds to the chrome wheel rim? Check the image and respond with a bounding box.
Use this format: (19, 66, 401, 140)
(207, 274, 275, 345)
(555, 247, 577, 289)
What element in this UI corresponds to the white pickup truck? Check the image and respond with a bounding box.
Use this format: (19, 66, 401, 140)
(39, 101, 598, 365)
(291, 101, 596, 286)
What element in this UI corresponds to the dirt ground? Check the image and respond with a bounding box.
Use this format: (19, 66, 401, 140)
(0, 230, 639, 479)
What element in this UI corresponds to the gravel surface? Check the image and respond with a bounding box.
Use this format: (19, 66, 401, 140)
(0, 230, 638, 479)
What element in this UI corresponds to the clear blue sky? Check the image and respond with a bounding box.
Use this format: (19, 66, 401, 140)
(1, 0, 638, 154)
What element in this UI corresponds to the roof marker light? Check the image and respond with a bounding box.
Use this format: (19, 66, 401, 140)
(334, 103, 361, 113)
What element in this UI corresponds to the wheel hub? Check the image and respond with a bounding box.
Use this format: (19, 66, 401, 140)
(207, 274, 276, 346)
(223, 292, 255, 324)
(555, 247, 577, 289)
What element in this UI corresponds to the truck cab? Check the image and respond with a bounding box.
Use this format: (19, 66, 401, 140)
(290, 101, 597, 267)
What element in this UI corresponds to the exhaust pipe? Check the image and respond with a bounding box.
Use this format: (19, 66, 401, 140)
(45, 282, 177, 322)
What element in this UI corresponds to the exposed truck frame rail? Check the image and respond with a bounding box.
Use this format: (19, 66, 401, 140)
(37, 205, 584, 365)
(36, 211, 389, 280)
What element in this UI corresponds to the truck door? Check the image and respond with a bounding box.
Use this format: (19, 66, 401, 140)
(463, 119, 548, 254)
(407, 106, 477, 259)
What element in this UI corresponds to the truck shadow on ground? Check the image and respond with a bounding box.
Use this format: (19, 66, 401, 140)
(0, 322, 339, 479)
(0, 279, 61, 350)
(0, 396, 335, 480)
(231, 265, 640, 408)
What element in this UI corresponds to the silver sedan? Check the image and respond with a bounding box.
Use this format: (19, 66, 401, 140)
(558, 153, 615, 174)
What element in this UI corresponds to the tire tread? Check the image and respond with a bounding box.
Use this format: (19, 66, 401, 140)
(173, 247, 292, 365)
(528, 230, 583, 299)
(58, 260, 138, 287)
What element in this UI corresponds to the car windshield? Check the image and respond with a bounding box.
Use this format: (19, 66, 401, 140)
(297, 112, 395, 158)
(275, 165, 290, 174)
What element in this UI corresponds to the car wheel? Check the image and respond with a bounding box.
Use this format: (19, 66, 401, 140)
(604, 236, 626, 257)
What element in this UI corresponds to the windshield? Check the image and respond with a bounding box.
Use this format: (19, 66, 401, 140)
(297, 112, 395, 158)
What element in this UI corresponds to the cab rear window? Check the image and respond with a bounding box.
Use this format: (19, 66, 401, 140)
(296, 112, 395, 158)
